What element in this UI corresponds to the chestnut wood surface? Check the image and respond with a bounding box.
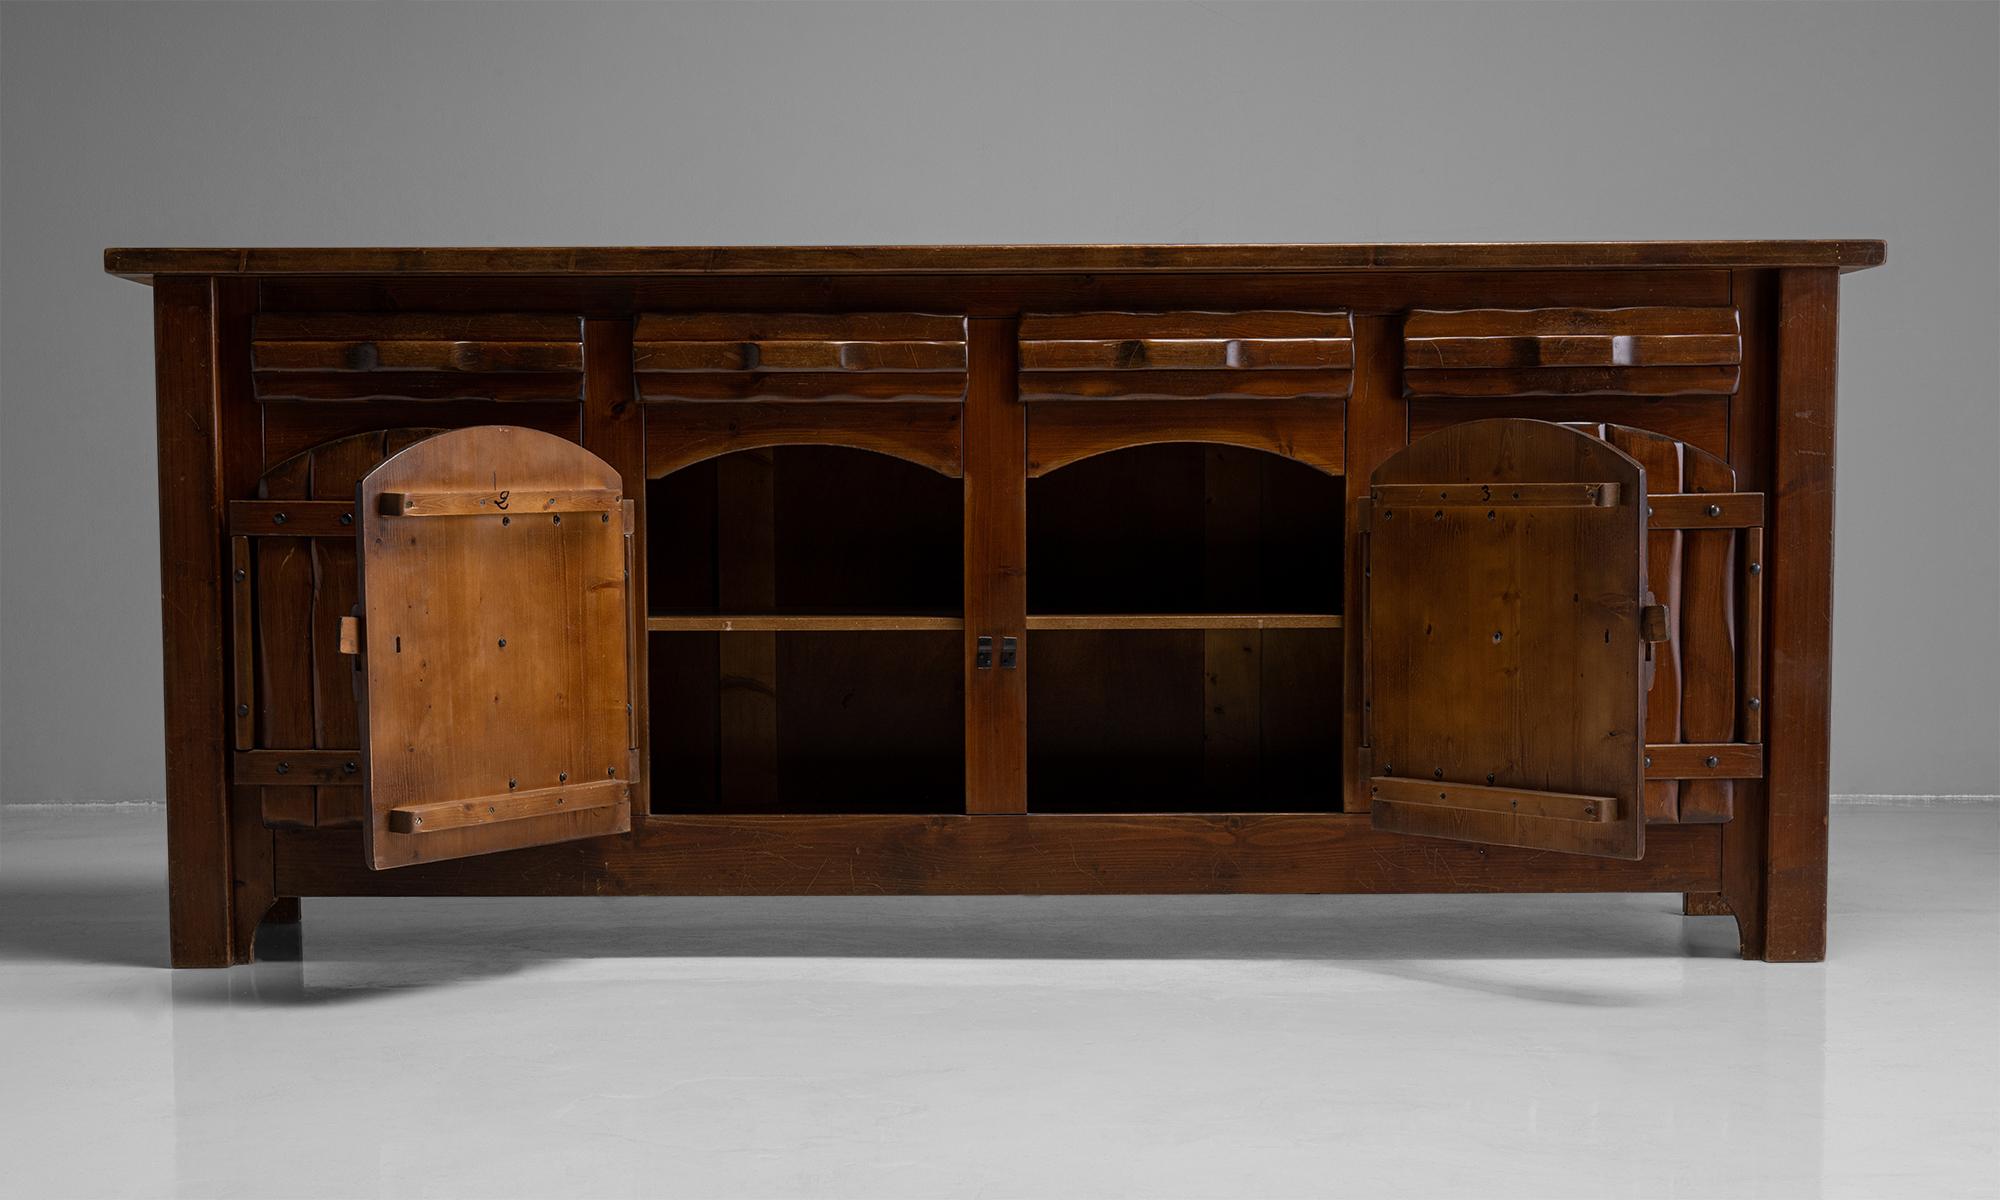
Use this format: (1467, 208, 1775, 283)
(113, 243, 1872, 964)
(1363, 419, 1648, 859)
(106, 241, 1885, 281)
(274, 814, 1723, 897)
(353, 427, 634, 868)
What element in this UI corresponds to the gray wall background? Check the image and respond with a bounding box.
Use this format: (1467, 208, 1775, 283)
(3, 1, 1995, 802)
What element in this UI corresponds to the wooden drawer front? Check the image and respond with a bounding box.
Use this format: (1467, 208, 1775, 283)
(1019, 311, 1353, 401)
(252, 314, 584, 403)
(1404, 307, 1740, 398)
(635, 313, 967, 402)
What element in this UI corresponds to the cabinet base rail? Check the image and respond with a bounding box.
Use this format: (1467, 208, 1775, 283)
(273, 813, 1721, 897)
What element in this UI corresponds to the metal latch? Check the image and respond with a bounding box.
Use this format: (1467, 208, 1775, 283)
(975, 635, 993, 669)
(999, 636, 1017, 670)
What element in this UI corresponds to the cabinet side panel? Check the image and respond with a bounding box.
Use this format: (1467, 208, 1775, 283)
(1763, 268, 1839, 961)
(154, 277, 235, 966)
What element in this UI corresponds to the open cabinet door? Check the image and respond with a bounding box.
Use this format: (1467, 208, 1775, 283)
(1361, 418, 1650, 859)
(351, 426, 636, 869)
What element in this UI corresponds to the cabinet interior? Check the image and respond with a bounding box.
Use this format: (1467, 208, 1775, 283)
(1027, 444, 1345, 813)
(646, 447, 965, 814)
(643, 440, 1346, 816)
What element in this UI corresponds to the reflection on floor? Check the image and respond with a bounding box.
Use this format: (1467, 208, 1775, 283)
(0, 804, 1994, 1199)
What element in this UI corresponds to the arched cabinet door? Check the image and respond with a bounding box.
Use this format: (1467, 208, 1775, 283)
(1360, 418, 1654, 860)
(350, 426, 637, 869)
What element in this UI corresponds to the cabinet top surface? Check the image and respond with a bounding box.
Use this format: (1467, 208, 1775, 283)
(106, 240, 1884, 282)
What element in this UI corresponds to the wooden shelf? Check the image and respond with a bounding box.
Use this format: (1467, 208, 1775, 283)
(647, 614, 963, 632)
(647, 613, 1343, 632)
(1025, 613, 1342, 631)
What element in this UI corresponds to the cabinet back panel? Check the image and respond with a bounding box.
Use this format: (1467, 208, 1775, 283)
(649, 630, 964, 814)
(1028, 628, 1342, 813)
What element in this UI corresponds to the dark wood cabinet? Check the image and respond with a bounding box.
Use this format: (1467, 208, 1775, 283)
(111, 240, 1882, 966)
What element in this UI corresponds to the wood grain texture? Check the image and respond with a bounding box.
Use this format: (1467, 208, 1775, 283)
(964, 319, 1025, 813)
(308, 433, 378, 829)
(1020, 311, 1351, 401)
(1365, 419, 1647, 858)
(1678, 448, 1741, 822)
(230, 537, 255, 750)
(1741, 527, 1765, 744)
(105, 241, 1887, 282)
(263, 402, 578, 465)
(273, 814, 1722, 896)
(1027, 613, 1340, 631)
(213, 277, 282, 959)
(1763, 268, 1838, 961)
(581, 319, 650, 817)
(252, 450, 318, 828)
(645, 401, 963, 479)
(1406, 307, 1740, 398)
(252, 312, 583, 404)
(1026, 398, 1343, 477)
(1648, 492, 1764, 528)
(151, 277, 235, 966)
(636, 312, 966, 402)
(1647, 743, 1762, 780)
(260, 270, 1738, 326)
(1606, 425, 1685, 823)
(1343, 316, 1407, 812)
(355, 427, 634, 868)
(1717, 268, 1776, 958)
(1410, 396, 1727, 459)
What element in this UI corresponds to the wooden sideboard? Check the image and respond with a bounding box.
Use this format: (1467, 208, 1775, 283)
(108, 241, 1883, 967)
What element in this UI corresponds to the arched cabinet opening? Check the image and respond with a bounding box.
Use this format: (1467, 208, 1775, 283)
(1025, 443, 1345, 814)
(644, 446, 965, 815)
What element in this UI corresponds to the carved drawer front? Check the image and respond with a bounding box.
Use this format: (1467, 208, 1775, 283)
(1403, 307, 1741, 398)
(1019, 311, 1353, 401)
(251, 314, 584, 403)
(634, 313, 967, 402)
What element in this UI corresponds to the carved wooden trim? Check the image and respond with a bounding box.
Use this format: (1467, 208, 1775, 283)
(644, 401, 963, 479)
(1026, 398, 1345, 478)
(1020, 311, 1353, 401)
(635, 313, 967, 402)
(252, 313, 584, 403)
(1405, 307, 1741, 397)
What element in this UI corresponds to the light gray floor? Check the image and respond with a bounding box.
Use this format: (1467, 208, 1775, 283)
(0, 806, 1993, 1200)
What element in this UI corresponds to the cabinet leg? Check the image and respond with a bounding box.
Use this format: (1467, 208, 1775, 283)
(1683, 893, 1731, 917)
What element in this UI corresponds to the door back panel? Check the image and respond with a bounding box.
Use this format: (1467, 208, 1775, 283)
(356, 426, 634, 869)
(1364, 418, 1648, 859)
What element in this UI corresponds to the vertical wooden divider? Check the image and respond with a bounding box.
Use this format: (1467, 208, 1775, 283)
(965, 318, 1027, 813)
(1763, 267, 1839, 961)
(1715, 268, 1775, 947)
(1343, 314, 1406, 811)
(583, 319, 650, 816)
(214, 277, 285, 958)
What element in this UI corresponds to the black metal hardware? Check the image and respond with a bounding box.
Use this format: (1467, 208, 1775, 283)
(1000, 636, 1017, 670)
(975, 635, 993, 670)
